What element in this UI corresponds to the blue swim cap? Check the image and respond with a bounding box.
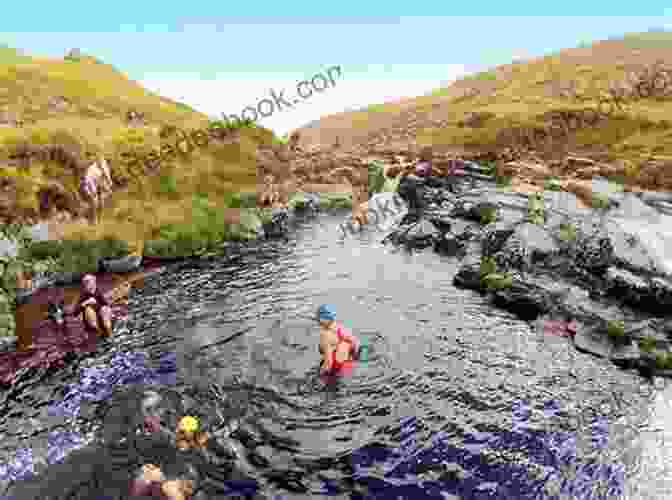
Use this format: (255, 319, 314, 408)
(317, 304, 336, 321)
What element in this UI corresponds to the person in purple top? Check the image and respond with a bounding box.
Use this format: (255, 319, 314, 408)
(414, 147, 433, 177)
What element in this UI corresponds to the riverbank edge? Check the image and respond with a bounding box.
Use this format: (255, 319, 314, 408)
(0, 190, 353, 348)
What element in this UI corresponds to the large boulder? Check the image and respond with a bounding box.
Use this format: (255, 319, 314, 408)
(604, 267, 672, 314)
(573, 321, 613, 358)
(492, 222, 560, 273)
(606, 193, 672, 277)
(260, 208, 288, 238)
(489, 274, 563, 320)
(481, 222, 516, 256)
(397, 175, 426, 215)
(367, 192, 408, 231)
(389, 219, 441, 250)
(453, 257, 483, 290)
(570, 223, 615, 274)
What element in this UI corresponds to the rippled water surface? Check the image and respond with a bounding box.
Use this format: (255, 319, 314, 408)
(2, 211, 672, 499)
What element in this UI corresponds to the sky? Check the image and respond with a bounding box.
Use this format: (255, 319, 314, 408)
(1, 8, 671, 135)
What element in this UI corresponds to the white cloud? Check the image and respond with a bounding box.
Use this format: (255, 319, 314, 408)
(140, 64, 467, 135)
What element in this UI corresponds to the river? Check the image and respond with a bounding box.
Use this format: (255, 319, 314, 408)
(1, 210, 671, 499)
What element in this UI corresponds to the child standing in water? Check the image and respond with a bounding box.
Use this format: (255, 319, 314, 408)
(317, 305, 360, 377)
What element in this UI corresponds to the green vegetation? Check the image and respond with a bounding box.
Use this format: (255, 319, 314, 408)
(482, 161, 497, 176)
(479, 205, 498, 225)
(479, 255, 497, 278)
(592, 193, 610, 209)
(0, 44, 279, 253)
(638, 335, 657, 353)
(479, 255, 513, 291)
(495, 174, 512, 187)
(20, 237, 130, 274)
(317, 192, 352, 210)
(544, 177, 562, 191)
(557, 222, 577, 242)
(478, 254, 513, 290)
(481, 272, 513, 290)
(368, 160, 387, 198)
(527, 193, 546, 225)
(606, 319, 625, 339)
(465, 70, 498, 81)
(654, 351, 672, 370)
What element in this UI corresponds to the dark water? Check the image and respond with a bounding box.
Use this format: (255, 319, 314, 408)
(1, 211, 671, 499)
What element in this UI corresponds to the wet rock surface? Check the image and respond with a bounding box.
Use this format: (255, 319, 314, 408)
(384, 169, 672, 377)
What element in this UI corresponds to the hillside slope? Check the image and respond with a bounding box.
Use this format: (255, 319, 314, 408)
(0, 46, 284, 248)
(295, 31, 672, 189)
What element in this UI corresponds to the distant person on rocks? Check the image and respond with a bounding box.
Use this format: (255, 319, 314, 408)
(289, 131, 301, 152)
(414, 147, 433, 178)
(80, 154, 113, 225)
(317, 304, 360, 378)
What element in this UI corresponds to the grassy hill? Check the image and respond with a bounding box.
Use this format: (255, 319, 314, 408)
(295, 31, 672, 186)
(0, 45, 279, 252)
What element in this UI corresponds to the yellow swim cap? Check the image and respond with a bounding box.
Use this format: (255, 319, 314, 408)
(178, 415, 199, 433)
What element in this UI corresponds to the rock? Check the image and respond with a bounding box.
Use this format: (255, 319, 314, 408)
(610, 340, 641, 368)
(397, 219, 440, 249)
(453, 260, 482, 290)
(397, 175, 426, 215)
(605, 267, 650, 303)
(515, 222, 560, 266)
(604, 267, 672, 314)
(494, 232, 530, 272)
(573, 321, 613, 358)
(467, 201, 499, 223)
(566, 156, 596, 167)
(481, 222, 516, 256)
(367, 192, 408, 231)
(489, 275, 556, 320)
(503, 161, 553, 181)
(608, 193, 672, 277)
(434, 234, 465, 257)
(0, 237, 18, 259)
(428, 214, 452, 234)
(262, 208, 290, 238)
(288, 192, 320, 214)
(572, 226, 614, 274)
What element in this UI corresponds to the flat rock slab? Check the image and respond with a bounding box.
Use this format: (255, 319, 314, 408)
(609, 193, 672, 277)
(573, 322, 614, 358)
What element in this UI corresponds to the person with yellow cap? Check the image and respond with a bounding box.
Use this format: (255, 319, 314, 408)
(175, 415, 208, 451)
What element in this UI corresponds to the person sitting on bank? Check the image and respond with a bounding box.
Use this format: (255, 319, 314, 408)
(65, 273, 113, 338)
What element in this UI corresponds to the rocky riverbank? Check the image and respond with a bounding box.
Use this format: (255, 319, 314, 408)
(379, 162, 672, 378)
